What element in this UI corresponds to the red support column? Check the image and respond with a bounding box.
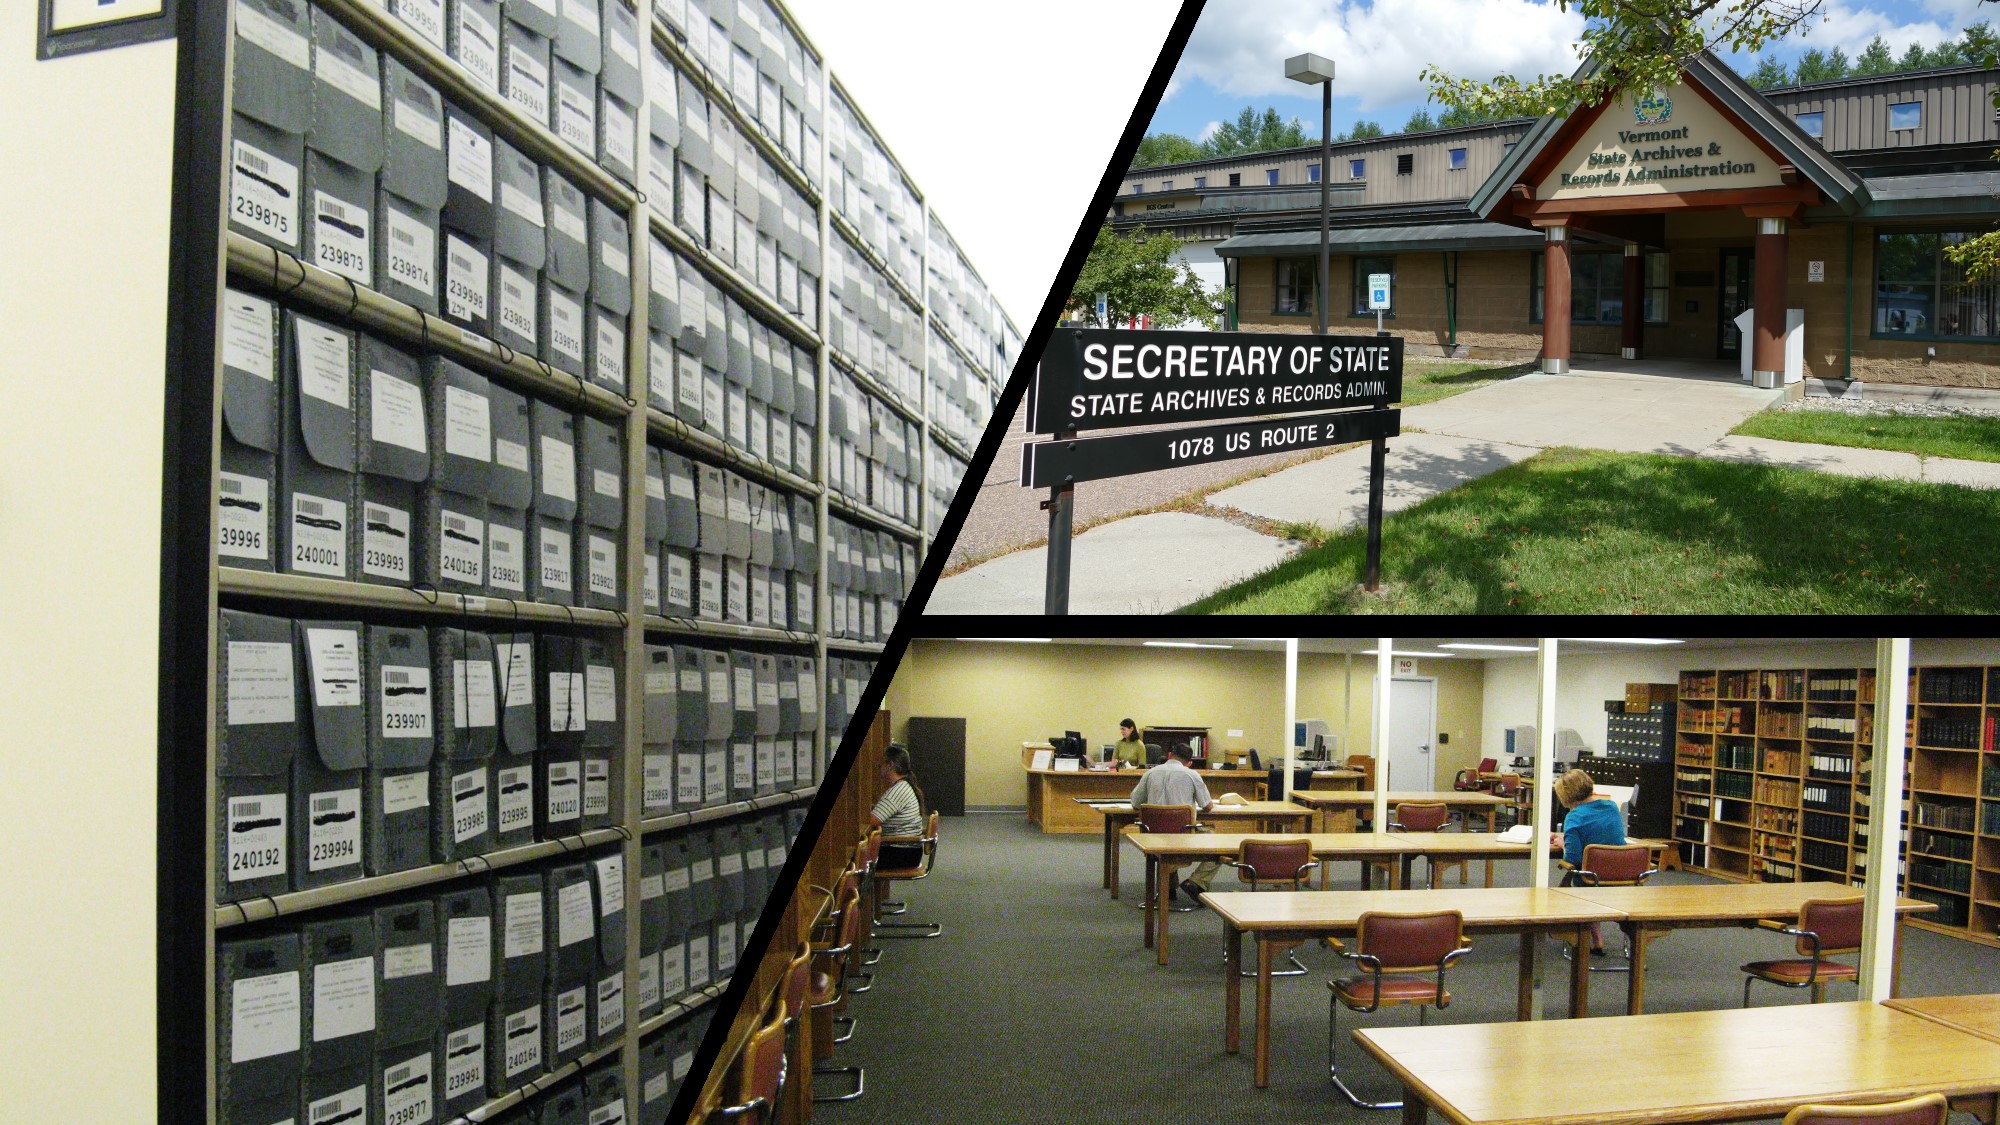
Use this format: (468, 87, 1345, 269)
(1543, 225, 1571, 374)
(1753, 217, 1788, 387)
(1621, 244, 1644, 360)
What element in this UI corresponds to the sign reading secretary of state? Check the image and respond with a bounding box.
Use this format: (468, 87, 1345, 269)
(1027, 328, 1404, 434)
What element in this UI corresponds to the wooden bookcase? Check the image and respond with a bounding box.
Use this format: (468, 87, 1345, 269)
(1675, 664, 2000, 948)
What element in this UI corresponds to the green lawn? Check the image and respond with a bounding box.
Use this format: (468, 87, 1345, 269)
(1181, 447, 2000, 615)
(1731, 408, 2000, 464)
(1399, 360, 1534, 407)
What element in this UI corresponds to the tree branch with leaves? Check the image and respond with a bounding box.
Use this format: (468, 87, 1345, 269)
(1068, 227, 1221, 329)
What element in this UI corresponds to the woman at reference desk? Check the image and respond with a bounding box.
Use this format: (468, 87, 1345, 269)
(1550, 768, 1627, 953)
(1114, 719, 1148, 769)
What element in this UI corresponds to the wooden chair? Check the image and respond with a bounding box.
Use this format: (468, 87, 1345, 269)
(1138, 803, 1201, 912)
(1452, 758, 1498, 791)
(1325, 910, 1472, 1110)
(712, 992, 788, 1123)
(874, 811, 943, 939)
(1488, 774, 1523, 829)
(852, 830, 883, 979)
(810, 886, 868, 1102)
(1556, 843, 1658, 971)
(1779, 1094, 1948, 1125)
(1742, 898, 1865, 1006)
(1378, 801, 1466, 888)
(1226, 837, 1315, 976)
(777, 940, 813, 1119)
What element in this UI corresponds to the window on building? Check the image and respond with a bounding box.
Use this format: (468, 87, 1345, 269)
(1503, 140, 1518, 154)
(1875, 231, 2000, 341)
(1267, 168, 1280, 185)
(1228, 172, 1241, 186)
(1449, 147, 1468, 171)
(1795, 111, 1824, 140)
(1351, 255, 1396, 316)
(1131, 182, 1143, 194)
(1350, 158, 1365, 179)
(1308, 163, 1321, 182)
(1161, 180, 1173, 190)
(1396, 153, 1414, 175)
(1274, 257, 1319, 316)
(1194, 176, 1207, 188)
(1889, 101, 1922, 130)
(1530, 250, 1671, 325)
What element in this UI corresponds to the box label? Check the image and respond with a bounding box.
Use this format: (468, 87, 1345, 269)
(227, 640, 295, 725)
(554, 986, 587, 1054)
(445, 915, 491, 986)
(380, 664, 433, 739)
(439, 507, 486, 586)
(505, 42, 549, 121)
(549, 672, 586, 732)
(498, 261, 537, 343)
(226, 792, 288, 882)
(230, 969, 301, 1063)
(487, 523, 525, 592)
(383, 771, 430, 816)
(383, 941, 434, 980)
(445, 234, 490, 321)
(588, 534, 617, 598)
(585, 664, 617, 723)
(231, 139, 299, 248)
(502, 891, 542, 958)
(218, 472, 271, 561)
(446, 117, 493, 201)
(385, 204, 437, 298)
(223, 290, 276, 380)
(451, 767, 488, 842)
(455, 5, 499, 91)
(393, 87, 444, 148)
(306, 787, 361, 872)
(558, 78, 595, 151)
(594, 314, 625, 389)
(370, 369, 428, 453)
(549, 288, 585, 368)
(443, 1023, 485, 1103)
(382, 1051, 433, 1125)
(235, 0, 308, 68)
(539, 436, 576, 502)
(502, 1003, 541, 1076)
(583, 757, 610, 818)
(312, 955, 375, 1040)
(596, 971, 625, 1037)
(546, 760, 581, 821)
(307, 1084, 368, 1125)
(666, 552, 691, 608)
(312, 191, 372, 285)
(539, 525, 573, 592)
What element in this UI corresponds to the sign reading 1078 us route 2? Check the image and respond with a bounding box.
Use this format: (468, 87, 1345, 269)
(1026, 328, 1404, 434)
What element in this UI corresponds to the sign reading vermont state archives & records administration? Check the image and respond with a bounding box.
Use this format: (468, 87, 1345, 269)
(1537, 80, 1783, 200)
(1026, 328, 1404, 434)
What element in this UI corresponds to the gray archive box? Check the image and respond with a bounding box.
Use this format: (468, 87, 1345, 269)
(724, 473, 751, 561)
(300, 913, 376, 1115)
(442, 225, 495, 339)
(638, 1032, 671, 1125)
(645, 245, 679, 383)
(436, 884, 494, 1117)
(724, 302, 752, 387)
(644, 127, 675, 220)
(553, 54, 597, 156)
(218, 609, 300, 903)
(589, 298, 628, 397)
(661, 450, 698, 549)
(229, 0, 311, 254)
(601, 0, 641, 100)
(552, 0, 601, 71)
(589, 854, 627, 1044)
(574, 414, 622, 531)
(501, 12, 554, 125)
(491, 871, 547, 1092)
(374, 899, 441, 1048)
(579, 637, 620, 829)
(442, 104, 495, 238)
(641, 645, 676, 816)
(638, 842, 668, 1010)
(695, 462, 725, 550)
(748, 323, 772, 403)
(486, 384, 535, 598)
(417, 359, 493, 595)
(695, 550, 723, 621)
(752, 653, 780, 736)
(449, 0, 504, 94)
(430, 626, 498, 862)
(774, 654, 800, 732)
(643, 446, 668, 553)
(543, 169, 591, 292)
(292, 619, 368, 891)
(529, 401, 578, 604)
(590, 198, 632, 313)
(673, 344, 706, 435)
(753, 736, 776, 797)
(537, 634, 586, 839)
(389, 0, 447, 47)
(657, 836, 690, 1003)
(378, 57, 447, 313)
(366, 624, 436, 874)
(494, 250, 542, 356)
(502, 0, 559, 37)
(305, 8, 384, 286)
(374, 1044, 436, 1125)
(543, 862, 595, 1066)
(663, 544, 695, 618)
(749, 483, 774, 566)
(542, 273, 590, 379)
(600, 85, 639, 187)
(219, 290, 281, 572)
(280, 312, 358, 581)
(585, 1064, 625, 1124)
(768, 489, 793, 573)
(355, 334, 429, 588)
(492, 632, 538, 847)
(540, 1079, 587, 1125)
(728, 649, 756, 740)
(493, 138, 547, 355)
(217, 933, 302, 1125)
(645, 41, 679, 145)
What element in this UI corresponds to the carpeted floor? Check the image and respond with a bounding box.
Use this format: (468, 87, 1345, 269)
(815, 812, 2000, 1125)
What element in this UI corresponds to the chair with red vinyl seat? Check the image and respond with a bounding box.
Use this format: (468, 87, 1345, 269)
(711, 991, 788, 1123)
(1452, 758, 1499, 791)
(874, 811, 943, 939)
(775, 940, 812, 1118)
(1779, 1093, 1948, 1125)
(1375, 801, 1466, 888)
(1487, 774, 1523, 829)
(1741, 898, 1865, 1006)
(1225, 837, 1316, 976)
(1555, 843, 1657, 971)
(1138, 803, 1202, 913)
(810, 886, 869, 1102)
(1325, 910, 1472, 1110)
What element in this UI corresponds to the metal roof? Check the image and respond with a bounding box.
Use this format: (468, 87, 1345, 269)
(1828, 171, 2000, 219)
(1215, 223, 1552, 257)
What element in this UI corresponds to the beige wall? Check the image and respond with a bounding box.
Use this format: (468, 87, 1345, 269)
(888, 641, 1485, 807)
(0, 18, 180, 1119)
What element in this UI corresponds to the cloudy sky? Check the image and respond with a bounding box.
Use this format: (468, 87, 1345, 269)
(1148, 0, 1995, 141)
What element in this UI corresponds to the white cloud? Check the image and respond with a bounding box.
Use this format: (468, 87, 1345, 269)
(1197, 119, 1223, 142)
(1793, 1, 1956, 56)
(1170, 0, 1587, 112)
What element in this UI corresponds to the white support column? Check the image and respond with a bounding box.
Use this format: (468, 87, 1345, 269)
(1372, 638, 1392, 834)
(1530, 639, 1559, 891)
(1282, 639, 1299, 801)
(1343, 651, 1353, 760)
(1859, 637, 1911, 1000)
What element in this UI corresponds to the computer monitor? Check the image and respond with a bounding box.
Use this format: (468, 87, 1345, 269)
(1049, 733, 1084, 760)
(1144, 742, 1165, 766)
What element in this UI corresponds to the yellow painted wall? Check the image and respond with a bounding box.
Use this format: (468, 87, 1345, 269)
(889, 641, 1485, 807)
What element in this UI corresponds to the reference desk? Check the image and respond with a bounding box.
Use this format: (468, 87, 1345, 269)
(1022, 746, 1265, 833)
(1205, 887, 1619, 1088)
(1356, 1001, 2000, 1125)
(1074, 799, 1315, 899)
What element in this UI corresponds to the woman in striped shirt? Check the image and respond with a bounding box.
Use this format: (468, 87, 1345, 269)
(872, 744, 928, 868)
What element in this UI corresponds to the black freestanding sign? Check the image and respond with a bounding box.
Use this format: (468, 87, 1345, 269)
(1023, 327, 1404, 613)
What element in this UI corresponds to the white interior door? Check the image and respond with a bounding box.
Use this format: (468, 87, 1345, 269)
(1385, 678, 1438, 791)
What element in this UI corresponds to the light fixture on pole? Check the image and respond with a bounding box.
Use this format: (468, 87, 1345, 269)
(1284, 53, 1336, 337)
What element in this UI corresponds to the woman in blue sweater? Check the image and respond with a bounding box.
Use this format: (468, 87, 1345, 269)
(1551, 769, 1626, 953)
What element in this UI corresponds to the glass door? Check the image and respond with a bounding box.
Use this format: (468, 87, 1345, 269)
(1718, 248, 1754, 361)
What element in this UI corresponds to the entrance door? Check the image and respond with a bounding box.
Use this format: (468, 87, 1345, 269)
(1383, 678, 1438, 791)
(1718, 248, 1755, 361)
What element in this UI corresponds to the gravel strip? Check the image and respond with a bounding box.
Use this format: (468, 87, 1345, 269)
(1779, 395, 2000, 419)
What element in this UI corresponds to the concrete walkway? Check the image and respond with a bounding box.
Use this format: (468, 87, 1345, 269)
(1408, 359, 1781, 455)
(1207, 432, 1541, 529)
(1699, 434, 2000, 487)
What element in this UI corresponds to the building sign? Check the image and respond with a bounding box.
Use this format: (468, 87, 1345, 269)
(1537, 81, 1782, 200)
(1026, 328, 1404, 434)
(1019, 406, 1400, 488)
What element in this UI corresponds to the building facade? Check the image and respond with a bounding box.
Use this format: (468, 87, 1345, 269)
(1111, 59, 2000, 389)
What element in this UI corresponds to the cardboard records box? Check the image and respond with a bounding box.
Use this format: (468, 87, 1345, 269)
(579, 637, 621, 831)
(503, 0, 559, 37)
(553, 54, 598, 157)
(378, 57, 447, 314)
(585, 1063, 626, 1124)
(539, 1079, 588, 1125)
(485, 384, 535, 599)
(354, 334, 429, 589)
(536, 634, 586, 840)
(589, 852, 628, 1043)
(300, 913, 377, 1118)
(374, 1042, 436, 1125)
(230, 0, 311, 254)
(541, 271, 590, 379)
(490, 871, 547, 1092)
(417, 358, 494, 595)
(543, 861, 596, 1066)
(373, 900, 441, 1049)
(449, 0, 504, 94)
(280, 312, 358, 581)
(501, 12, 554, 125)
(492, 633, 539, 848)
(430, 626, 498, 862)
(365, 625, 436, 873)
(292, 619, 369, 891)
(600, 84, 640, 188)
(219, 290, 282, 572)
(553, 0, 602, 71)
(542, 169, 591, 293)
(637, 843, 667, 1014)
(529, 401, 578, 604)
(217, 933, 302, 1125)
(305, 8, 384, 287)
(441, 106, 496, 337)
(218, 610, 301, 902)
(436, 884, 495, 1117)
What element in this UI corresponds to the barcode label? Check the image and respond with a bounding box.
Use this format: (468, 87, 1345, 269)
(298, 498, 324, 517)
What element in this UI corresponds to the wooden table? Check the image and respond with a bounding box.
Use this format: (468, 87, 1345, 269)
(1290, 791, 1512, 868)
(1205, 887, 1623, 1089)
(1385, 833, 1534, 890)
(1887, 994, 2000, 1044)
(1554, 882, 1937, 1015)
(1356, 1000, 2000, 1125)
(1022, 747, 1266, 833)
(1075, 799, 1316, 900)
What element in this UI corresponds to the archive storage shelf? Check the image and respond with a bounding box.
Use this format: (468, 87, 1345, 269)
(1674, 664, 2000, 948)
(198, 0, 1000, 1122)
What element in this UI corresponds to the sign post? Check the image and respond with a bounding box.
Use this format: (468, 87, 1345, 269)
(1363, 275, 1393, 589)
(1368, 272, 1391, 336)
(1023, 327, 1404, 611)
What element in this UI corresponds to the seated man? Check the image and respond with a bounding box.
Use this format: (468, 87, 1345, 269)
(1129, 745, 1219, 904)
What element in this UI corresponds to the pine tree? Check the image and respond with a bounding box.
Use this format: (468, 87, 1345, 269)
(1747, 55, 1792, 87)
(1402, 109, 1438, 133)
(1793, 47, 1848, 84)
(1854, 35, 1896, 75)
(1347, 120, 1385, 140)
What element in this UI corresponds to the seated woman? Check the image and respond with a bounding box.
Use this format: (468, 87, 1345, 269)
(872, 744, 929, 869)
(1550, 768, 1626, 952)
